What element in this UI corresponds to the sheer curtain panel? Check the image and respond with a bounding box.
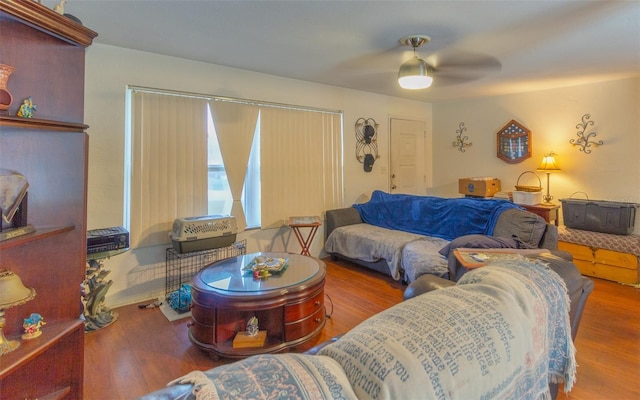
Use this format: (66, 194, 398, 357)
(208, 100, 259, 232)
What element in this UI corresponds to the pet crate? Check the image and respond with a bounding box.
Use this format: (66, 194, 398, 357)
(165, 239, 246, 312)
(170, 215, 237, 253)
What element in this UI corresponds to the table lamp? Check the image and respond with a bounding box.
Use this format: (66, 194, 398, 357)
(537, 153, 561, 205)
(0, 270, 36, 355)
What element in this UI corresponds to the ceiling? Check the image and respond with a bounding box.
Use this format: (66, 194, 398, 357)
(46, 0, 640, 102)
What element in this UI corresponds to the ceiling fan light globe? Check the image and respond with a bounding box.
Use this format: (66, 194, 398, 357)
(398, 58, 433, 89)
(398, 75, 433, 90)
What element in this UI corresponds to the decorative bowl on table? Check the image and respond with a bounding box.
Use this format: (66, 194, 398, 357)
(244, 256, 289, 278)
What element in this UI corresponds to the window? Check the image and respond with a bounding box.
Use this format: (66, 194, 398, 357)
(127, 87, 343, 248)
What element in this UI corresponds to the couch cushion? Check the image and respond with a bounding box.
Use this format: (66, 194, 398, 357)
(325, 223, 424, 280)
(401, 237, 450, 282)
(493, 208, 547, 247)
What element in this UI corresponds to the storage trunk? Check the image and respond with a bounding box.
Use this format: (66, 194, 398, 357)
(560, 199, 639, 235)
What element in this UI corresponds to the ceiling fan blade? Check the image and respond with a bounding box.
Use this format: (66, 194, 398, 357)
(336, 42, 406, 72)
(427, 50, 501, 85)
(429, 51, 502, 72)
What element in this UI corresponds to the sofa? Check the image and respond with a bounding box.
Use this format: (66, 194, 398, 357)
(138, 254, 593, 400)
(325, 190, 566, 283)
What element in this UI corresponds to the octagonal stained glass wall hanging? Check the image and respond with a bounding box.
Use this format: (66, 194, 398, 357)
(496, 119, 531, 164)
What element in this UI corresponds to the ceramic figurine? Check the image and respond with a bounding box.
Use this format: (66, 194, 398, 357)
(0, 63, 15, 111)
(246, 316, 259, 337)
(54, 0, 66, 15)
(22, 313, 46, 340)
(16, 97, 36, 118)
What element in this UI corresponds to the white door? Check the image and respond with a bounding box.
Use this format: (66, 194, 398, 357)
(390, 118, 425, 195)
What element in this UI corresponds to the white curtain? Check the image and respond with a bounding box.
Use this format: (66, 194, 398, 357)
(208, 100, 259, 232)
(130, 91, 208, 247)
(260, 107, 343, 229)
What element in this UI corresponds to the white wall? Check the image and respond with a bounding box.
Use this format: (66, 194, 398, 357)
(430, 76, 640, 230)
(84, 44, 431, 307)
(85, 43, 639, 308)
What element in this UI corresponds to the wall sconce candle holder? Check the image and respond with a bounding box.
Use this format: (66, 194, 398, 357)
(355, 118, 379, 172)
(570, 113, 603, 154)
(452, 122, 472, 152)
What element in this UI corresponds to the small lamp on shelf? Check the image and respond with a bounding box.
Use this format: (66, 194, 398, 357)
(537, 153, 561, 205)
(0, 270, 36, 355)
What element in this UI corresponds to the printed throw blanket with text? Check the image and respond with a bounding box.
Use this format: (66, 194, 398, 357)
(319, 257, 576, 400)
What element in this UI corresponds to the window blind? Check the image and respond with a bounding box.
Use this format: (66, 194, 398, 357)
(130, 91, 208, 247)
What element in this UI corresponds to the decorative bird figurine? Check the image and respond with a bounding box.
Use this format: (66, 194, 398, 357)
(22, 313, 46, 339)
(54, 0, 66, 15)
(16, 97, 36, 118)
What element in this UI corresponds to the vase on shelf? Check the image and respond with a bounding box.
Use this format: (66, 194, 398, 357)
(0, 64, 15, 111)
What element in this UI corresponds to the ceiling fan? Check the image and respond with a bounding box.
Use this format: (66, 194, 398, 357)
(397, 34, 502, 90)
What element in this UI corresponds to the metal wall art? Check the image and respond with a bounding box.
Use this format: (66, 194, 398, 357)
(355, 117, 379, 172)
(452, 122, 472, 152)
(570, 113, 603, 154)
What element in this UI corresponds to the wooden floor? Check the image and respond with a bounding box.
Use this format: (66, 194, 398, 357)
(83, 258, 640, 399)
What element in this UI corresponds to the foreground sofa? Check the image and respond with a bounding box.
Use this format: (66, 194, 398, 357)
(139, 254, 593, 400)
(325, 190, 564, 283)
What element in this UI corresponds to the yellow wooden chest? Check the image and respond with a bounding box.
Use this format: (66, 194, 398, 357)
(558, 240, 639, 284)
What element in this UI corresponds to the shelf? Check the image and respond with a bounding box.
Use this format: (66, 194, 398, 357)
(0, 225, 75, 251)
(1, 2, 90, 397)
(0, 319, 84, 379)
(0, 115, 88, 132)
(0, 0, 98, 47)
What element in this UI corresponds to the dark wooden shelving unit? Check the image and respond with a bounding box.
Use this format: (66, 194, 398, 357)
(0, 226, 74, 250)
(0, 115, 88, 131)
(0, 1, 97, 399)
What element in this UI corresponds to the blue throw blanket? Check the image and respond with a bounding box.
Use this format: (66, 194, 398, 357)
(354, 190, 522, 241)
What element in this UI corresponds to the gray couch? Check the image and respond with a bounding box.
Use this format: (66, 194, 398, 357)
(325, 205, 567, 283)
(138, 254, 593, 400)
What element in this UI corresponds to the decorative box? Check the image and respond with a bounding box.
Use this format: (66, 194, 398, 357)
(458, 177, 501, 197)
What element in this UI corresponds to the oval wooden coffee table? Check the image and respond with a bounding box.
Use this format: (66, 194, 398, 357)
(189, 252, 326, 359)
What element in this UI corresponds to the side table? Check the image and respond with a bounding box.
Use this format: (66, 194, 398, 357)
(288, 216, 322, 256)
(520, 204, 560, 226)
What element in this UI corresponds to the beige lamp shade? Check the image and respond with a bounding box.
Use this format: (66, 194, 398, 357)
(537, 153, 561, 171)
(0, 270, 36, 308)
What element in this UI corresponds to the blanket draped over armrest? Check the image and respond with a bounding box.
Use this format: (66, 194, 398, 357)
(319, 257, 576, 400)
(354, 190, 522, 241)
(167, 354, 359, 400)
